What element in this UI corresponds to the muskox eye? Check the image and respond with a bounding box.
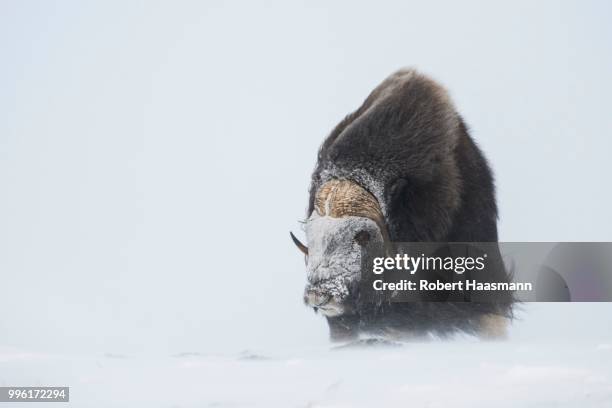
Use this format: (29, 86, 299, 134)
(354, 230, 370, 246)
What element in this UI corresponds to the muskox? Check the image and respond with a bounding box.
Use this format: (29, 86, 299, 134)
(291, 69, 513, 341)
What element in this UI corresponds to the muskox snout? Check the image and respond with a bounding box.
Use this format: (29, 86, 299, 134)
(303, 285, 347, 317)
(304, 288, 331, 308)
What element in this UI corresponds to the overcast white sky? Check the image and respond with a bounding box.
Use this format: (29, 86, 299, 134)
(1, 1, 611, 357)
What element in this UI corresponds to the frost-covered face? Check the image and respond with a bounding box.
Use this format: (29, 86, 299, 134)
(301, 212, 384, 317)
(290, 179, 387, 317)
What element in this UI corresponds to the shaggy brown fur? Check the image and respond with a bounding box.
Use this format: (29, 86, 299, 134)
(304, 69, 513, 340)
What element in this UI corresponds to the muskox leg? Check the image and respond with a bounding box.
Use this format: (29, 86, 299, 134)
(326, 315, 360, 342)
(478, 314, 509, 340)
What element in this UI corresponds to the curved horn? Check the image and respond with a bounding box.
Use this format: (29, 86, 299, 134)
(290, 231, 308, 255)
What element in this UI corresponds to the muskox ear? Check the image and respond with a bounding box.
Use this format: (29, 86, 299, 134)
(290, 231, 308, 256)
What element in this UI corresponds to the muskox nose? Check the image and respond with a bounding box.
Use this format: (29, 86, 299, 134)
(303, 289, 330, 308)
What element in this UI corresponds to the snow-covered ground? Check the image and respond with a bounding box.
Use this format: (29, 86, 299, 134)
(3, 340, 611, 407)
(3, 305, 612, 408)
